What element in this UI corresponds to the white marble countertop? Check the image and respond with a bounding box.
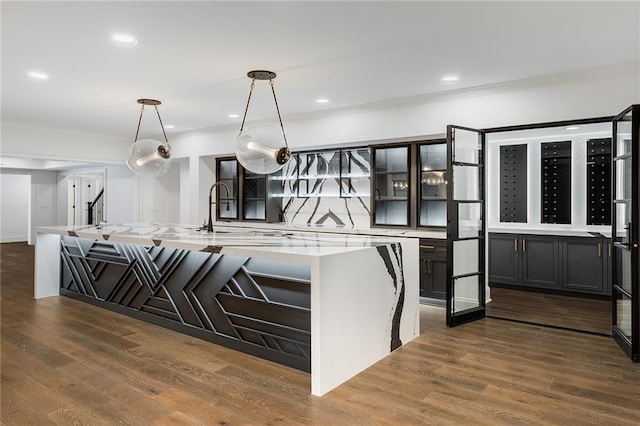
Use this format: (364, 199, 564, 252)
(37, 223, 421, 260)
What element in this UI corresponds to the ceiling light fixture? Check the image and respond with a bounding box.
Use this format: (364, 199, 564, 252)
(235, 70, 291, 175)
(228, 114, 240, 118)
(316, 98, 329, 104)
(442, 75, 459, 83)
(27, 71, 49, 80)
(164, 125, 175, 129)
(112, 34, 138, 46)
(565, 126, 580, 130)
(125, 99, 172, 178)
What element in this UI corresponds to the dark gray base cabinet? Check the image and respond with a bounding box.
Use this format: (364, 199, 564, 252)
(419, 239, 447, 300)
(489, 233, 611, 296)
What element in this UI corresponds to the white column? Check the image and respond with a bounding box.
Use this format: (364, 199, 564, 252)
(34, 232, 61, 298)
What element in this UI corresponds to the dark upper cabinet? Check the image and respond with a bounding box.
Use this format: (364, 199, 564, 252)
(419, 239, 447, 300)
(216, 158, 281, 223)
(418, 142, 447, 227)
(372, 145, 411, 226)
(541, 141, 572, 224)
(216, 158, 239, 220)
(499, 144, 527, 223)
(242, 170, 267, 220)
(372, 139, 447, 229)
(586, 138, 612, 226)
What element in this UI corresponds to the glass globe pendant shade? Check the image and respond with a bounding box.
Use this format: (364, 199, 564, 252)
(235, 124, 291, 174)
(126, 139, 172, 178)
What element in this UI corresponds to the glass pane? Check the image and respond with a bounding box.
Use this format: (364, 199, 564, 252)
(374, 200, 408, 225)
(615, 202, 630, 245)
(458, 202, 482, 239)
(421, 171, 447, 199)
(453, 165, 479, 201)
(452, 275, 481, 313)
(219, 201, 237, 219)
(420, 200, 446, 227)
(453, 128, 481, 164)
(375, 147, 408, 173)
(615, 157, 632, 200)
(218, 160, 238, 219)
(420, 143, 446, 170)
(615, 248, 633, 294)
(244, 200, 266, 220)
(616, 293, 632, 339)
(616, 112, 632, 156)
(453, 239, 479, 276)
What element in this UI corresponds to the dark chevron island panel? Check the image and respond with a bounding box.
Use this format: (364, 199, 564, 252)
(60, 236, 312, 372)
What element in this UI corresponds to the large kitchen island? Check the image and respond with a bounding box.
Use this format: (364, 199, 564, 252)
(35, 223, 419, 396)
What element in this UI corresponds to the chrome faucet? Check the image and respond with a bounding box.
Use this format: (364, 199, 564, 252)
(207, 182, 230, 232)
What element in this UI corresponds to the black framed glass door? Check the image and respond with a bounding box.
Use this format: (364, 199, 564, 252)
(446, 125, 486, 326)
(612, 105, 639, 361)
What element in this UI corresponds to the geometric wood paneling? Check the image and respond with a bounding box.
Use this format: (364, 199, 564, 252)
(60, 236, 311, 372)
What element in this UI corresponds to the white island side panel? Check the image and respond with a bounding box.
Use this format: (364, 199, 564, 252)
(311, 239, 419, 396)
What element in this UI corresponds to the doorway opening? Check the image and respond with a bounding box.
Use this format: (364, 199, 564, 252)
(483, 119, 613, 336)
(66, 173, 105, 227)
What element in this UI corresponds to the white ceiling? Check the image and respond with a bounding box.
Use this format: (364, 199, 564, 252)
(2, 1, 639, 143)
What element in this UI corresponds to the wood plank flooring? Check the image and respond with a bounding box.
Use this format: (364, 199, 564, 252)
(487, 286, 611, 335)
(2, 242, 640, 425)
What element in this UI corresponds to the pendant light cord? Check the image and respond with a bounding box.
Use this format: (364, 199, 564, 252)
(132, 103, 170, 149)
(270, 78, 289, 149)
(239, 78, 256, 134)
(238, 76, 289, 150)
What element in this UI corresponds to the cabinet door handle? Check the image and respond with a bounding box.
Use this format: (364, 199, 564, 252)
(420, 245, 436, 250)
(598, 243, 602, 257)
(608, 243, 612, 258)
(427, 259, 432, 274)
(514, 239, 518, 252)
(522, 239, 526, 252)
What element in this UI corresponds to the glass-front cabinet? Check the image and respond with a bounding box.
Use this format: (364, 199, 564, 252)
(419, 142, 447, 227)
(243, 170, 266, 220)
(216, 158, 239, 220)
(373, 146, 410, 226)
(372, 140, 447, 228)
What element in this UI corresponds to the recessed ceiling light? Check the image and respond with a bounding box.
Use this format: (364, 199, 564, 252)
(565, 126, 580, 130)
(164, 125, 175, 129)
(112, 34, 138, 46)
(441, 75, 459, 83)
(316, 99, 329, 104)
(27, 71, 49, 80)
(228, 114, 240, 118)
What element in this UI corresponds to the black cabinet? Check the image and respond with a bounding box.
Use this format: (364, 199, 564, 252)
(489, 233, 559, 289)
(489, 233, 612, 295)
(561, 237, 612, 294)
(419, 239, 447, 300)
(499, 144, 527, 223)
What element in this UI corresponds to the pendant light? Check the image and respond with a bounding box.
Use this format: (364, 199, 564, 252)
(126, 99, 172, 177)
(235, 70, 291, 175)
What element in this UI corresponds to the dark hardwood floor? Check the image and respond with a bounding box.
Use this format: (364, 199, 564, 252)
(487, 286, 611, 335)
(2, 242, 640, 425)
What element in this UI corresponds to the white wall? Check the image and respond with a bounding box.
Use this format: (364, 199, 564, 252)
(0, 169, 57, 244)
(139, 162, 181, 223)
(0, 174, 30, 242)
